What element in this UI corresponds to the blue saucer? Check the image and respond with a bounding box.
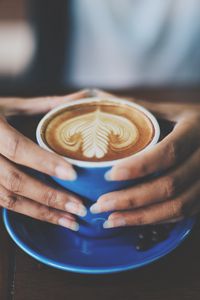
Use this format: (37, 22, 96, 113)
(3, 209, 195, 274)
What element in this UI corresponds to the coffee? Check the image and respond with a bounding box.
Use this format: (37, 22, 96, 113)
(41, 99, 154, 162)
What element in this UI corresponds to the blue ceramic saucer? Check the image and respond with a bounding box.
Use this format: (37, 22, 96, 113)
(3, 209, 195, 274)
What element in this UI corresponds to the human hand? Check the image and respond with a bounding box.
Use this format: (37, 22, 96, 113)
(0, 90, 90, 230)
(90, 100, 200, 228)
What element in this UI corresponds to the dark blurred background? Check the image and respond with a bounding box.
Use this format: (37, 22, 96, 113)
(0, 0, 70, 95)
(0, 0, 32, 94)
(1, 0, 200, 97)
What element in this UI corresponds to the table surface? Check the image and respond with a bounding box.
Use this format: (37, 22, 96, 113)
(1, 87, 200, 300)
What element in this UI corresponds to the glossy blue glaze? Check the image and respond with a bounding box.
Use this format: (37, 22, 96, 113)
(52, 165, 139, 238)
(3, 209, 195, 274)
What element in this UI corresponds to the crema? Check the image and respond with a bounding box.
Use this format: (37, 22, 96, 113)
(42, 100, 154, 162)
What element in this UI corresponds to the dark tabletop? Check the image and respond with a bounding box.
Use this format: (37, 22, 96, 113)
(1, 87, 200, 300)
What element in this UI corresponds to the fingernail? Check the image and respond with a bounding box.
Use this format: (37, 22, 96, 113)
(103, 218, 126, 229)
(106, 168, 131, 181)
(90, 203, 101, 214)
(65, 202, 87, 217)
(58, 218, 79, 231)
(55, 166, 77, 181)
(104, 170, 112, 181)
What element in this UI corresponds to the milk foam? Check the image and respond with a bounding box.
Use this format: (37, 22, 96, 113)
(58, 109, 139, 159)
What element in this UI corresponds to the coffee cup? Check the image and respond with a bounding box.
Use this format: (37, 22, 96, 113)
(36, 96, 160, 238)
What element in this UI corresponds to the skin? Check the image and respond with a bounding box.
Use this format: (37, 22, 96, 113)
(1, 89, 200, 231)
(0, 90, 92, 231)
(89, 97, 200, 229)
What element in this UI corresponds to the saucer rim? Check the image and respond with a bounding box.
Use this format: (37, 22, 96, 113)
(3, 209, 195, 274)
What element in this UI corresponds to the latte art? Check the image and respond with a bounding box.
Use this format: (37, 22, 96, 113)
(43, 100, 154, 162)
(59, 109, 139, 159)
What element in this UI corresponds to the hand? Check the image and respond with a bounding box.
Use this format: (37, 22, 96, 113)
(90, 100, 200, 228)
(0, 90, 90, 231)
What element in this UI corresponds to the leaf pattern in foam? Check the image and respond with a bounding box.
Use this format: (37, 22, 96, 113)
(59, 109, 139, 159)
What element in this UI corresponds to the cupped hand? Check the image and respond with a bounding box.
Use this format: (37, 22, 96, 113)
(0, 90, 90, 231)
(90, 100, 200, 228)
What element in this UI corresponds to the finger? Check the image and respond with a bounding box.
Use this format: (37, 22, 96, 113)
(103, 179, 200, 228)
(0, 119, 76, 180)
(91, 92, 176, 120)
(128, 99, 182, 121)
(155, 218, 183, 225)
(0, 184, 79, 231)
(108, 116, 200, 181)
(89, 89, 118, 98)
(91, 148, 200, 213)
(0, 89, 91, 116)
(0, 155, 86, 217)
(125, 97, 200, 122)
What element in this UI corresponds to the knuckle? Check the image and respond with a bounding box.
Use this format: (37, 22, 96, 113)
(39, 206, 55, 223)
(134, 213, 146, 225)
(164, 176, 177, 198)
(127, 197, 138, 208)
(6, 134, 21, 161)
(4, 193, 18, 210)
(166, 141, 178, 165)
(6, 170, 23, 193)
(169, 200, 186, 218)
(43, 189, 58, 208)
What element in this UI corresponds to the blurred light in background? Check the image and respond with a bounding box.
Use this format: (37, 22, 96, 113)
(0, 0, 35, 76)
(0, 22, 35, 75)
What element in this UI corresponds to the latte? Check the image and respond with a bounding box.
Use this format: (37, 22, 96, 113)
(41, 99, 154, 162)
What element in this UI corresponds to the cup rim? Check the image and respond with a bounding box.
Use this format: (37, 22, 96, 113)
(36, 96, 160, 168)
